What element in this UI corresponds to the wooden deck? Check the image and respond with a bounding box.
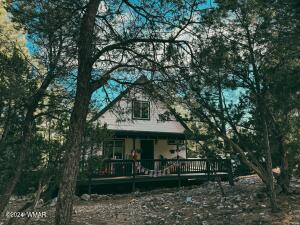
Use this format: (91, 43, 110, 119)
(79, 159, 234, 189)
(82, 172, 229, 185)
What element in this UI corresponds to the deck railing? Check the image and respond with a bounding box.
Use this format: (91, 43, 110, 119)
(95, 159, 232, 178)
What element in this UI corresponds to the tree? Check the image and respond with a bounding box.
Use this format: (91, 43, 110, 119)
(0, 0, 74, 213)
(53, 0, 201, 224)
(80, 123, 111, 195)
(0, 3, 33, 212)
(156, 0, 299, 211)
(0, 0, 29, 149)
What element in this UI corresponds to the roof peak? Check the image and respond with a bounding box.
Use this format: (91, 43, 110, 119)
(134, 75, 149, 84)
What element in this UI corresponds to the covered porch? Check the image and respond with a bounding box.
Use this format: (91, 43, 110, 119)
(80, 158, 234, 190)
(83, 131, 234, 190)
(102, 130, 188, 161)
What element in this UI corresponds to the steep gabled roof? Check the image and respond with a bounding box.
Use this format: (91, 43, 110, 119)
(91, 76, 191, 134)
(90, 76, 149, 122)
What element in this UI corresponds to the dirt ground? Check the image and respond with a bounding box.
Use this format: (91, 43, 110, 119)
(1, 175, 300, 225)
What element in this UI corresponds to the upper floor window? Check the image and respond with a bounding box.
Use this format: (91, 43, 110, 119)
(132, 100, 150, 120)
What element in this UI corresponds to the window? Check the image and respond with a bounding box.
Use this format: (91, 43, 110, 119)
(168, 139, 184, 145)
(132, 100, 150, 120)
(103, 139, 124, 159)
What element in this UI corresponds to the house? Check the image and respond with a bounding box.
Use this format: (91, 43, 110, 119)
(84, 77, 233, 185)
(95, 76, 190, 163)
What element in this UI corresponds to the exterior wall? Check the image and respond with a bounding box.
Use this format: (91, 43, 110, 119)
(154, 139, 186, 159)
(122, 138, 186, 159)
(98, 87, 185, 134)
(97, 86, 188, 160)
(124, 138, 133, 159)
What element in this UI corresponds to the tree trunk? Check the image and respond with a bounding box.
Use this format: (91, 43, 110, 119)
(54, 89, 92, 225)
(1, 61, 60, 215)
(55, 1, 101, 225)
(88, 146, 94, 196)
(0, 67, 57, 214)
(4, 175, 51, 225)
(0, 100, 12, 148)
(267, 109, 290, 194)
(262, 119, 279, 211)
(278, 136, 290, 193)
(246, 24, 279, 211)
(0, 108, 33, 214)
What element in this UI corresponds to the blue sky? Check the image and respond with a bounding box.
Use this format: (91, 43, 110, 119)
(24, 0, 219, 109)
(25, 0, 216, 52)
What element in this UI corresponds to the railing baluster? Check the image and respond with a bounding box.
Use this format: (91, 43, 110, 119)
(95, 158, 230, 180)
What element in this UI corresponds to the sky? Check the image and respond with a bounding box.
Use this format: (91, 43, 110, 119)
(25, 0, 216, 52)
(24, 0, 222, 110)
(25, 34, 36, 55)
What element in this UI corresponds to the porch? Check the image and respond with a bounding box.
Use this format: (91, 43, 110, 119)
(101, 132, 187, 161)
(80, 159, 234, 190)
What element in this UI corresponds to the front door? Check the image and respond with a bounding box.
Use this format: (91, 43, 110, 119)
(140, 140, 154, 170)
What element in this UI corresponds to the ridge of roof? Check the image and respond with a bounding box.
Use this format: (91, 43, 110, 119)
(90, 76, 149, 122)
(90, 76, 191, 134)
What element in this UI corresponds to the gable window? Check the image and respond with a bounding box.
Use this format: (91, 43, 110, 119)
(132, 100, 150, 120)
(103, 139, 124, 159)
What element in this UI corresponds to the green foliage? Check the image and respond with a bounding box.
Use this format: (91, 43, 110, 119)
(0, 0, 76, 198)
(79, 123, 112, 180)
(156, 0, 299, 185)
(199, 0, 299, 174)
(0, 6, 34, 192)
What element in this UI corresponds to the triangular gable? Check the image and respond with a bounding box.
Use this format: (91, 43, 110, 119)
(93, 76, 189, 134)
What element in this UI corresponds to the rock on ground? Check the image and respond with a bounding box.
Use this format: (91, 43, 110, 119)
(80, 194, 90, 201)
(1, 175, 300, 225)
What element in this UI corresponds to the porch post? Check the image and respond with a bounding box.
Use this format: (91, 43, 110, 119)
(206, 159, 210, 181)
(176, 144, 181, 188)
(185, 140, 188, 158)
(228, 159, 234, 186)
(132, 138, 136, 192)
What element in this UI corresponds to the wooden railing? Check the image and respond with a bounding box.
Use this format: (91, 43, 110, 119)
(95, 159, 232, 178)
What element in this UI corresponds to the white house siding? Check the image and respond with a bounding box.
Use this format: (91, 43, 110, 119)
(123, 138, 186, 160)
(124, 138, 134, 159)
(99, 88, 186, 134)
(98, 87, 187, 159)
(154, 139, 186, 159)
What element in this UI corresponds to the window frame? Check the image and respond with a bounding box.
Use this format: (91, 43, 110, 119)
(103, 139, 125, 159)
(132, 100, 150, 120)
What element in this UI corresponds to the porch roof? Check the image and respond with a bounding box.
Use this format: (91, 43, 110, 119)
(111, 130, 187, 140)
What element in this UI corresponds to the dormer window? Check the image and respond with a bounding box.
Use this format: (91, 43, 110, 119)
(132, 100, 150, 120)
